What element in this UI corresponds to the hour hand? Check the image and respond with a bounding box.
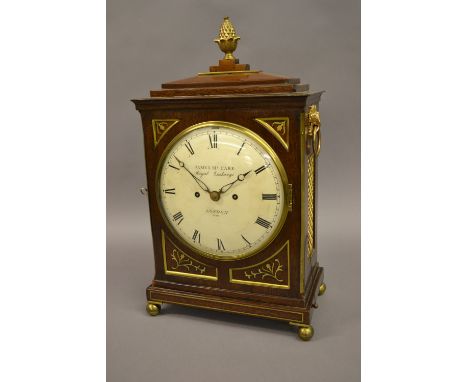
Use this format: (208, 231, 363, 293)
(173, 155, 185, 169)
(174, 155, 211, 193)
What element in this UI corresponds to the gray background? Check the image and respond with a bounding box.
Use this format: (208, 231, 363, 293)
(107, 0, 360, 381)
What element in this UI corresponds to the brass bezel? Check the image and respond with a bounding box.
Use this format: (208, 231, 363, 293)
(156, 120, 289, 261)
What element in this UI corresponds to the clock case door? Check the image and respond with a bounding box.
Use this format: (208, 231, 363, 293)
(133, 91, 323, 325)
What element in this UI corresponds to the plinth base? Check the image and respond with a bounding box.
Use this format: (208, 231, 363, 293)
(146, 266, 325, 340)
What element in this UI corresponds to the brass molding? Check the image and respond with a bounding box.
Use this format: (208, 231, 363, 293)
(152, 119, 179, 147)
(162, 230, 218, 281)
(229, 241, 290, 289)
(254, 117, 290, 151)
(287, 184, 293, 212)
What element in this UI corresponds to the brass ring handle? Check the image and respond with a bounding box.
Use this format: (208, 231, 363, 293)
(313, 125, 321, 157)
(306, 104, 321, 157)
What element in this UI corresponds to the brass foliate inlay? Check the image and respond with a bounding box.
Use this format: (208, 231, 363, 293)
(214, 17, 240, 60)
(244, 258, 284, 282)
(170, 249, 207, 274)
(162, 230, 218, 280)
(229, 241, 290, 289)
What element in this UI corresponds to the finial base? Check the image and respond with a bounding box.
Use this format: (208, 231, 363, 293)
(209, 59, 250, 73)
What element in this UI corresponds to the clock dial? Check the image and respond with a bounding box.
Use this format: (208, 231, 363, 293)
(158, 123, 287, 259)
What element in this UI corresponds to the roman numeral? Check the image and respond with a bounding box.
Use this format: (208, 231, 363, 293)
(185, 141, 195, 155)
(163, 188, 176, 194)
(241, 234, 251, 247)
(262, 193, 278, 200)
(237, 141, 246, 155)
(255, 217, 272, 229)
(192, 229, 200, 243)
(209, 133, 218, 148)
(254, 165, 268, 175)
(168, 164, 179, 170)
(173, 211, 184, 225)
(217, 238, 225, 251)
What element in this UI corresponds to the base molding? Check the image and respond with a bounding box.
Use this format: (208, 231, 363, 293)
(146, 266, 324, 326)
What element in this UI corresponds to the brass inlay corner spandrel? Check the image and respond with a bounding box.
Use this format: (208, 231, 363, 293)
(152, 119, 179, 147)
(254, 117, 290, 151)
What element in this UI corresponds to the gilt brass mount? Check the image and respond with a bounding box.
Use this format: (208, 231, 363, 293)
(306, 105, 321, 157)
(214, 17, 240, 60)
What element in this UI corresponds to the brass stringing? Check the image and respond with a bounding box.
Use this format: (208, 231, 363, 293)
(244, 259, 284, 282)
(170, 249, 206, 274)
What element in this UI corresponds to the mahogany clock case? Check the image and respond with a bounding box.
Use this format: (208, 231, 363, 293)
(133, 88, 323, 327)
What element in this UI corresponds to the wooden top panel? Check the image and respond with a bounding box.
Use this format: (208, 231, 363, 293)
(150, 71, 308, 97)
(161, 72, 295, 89)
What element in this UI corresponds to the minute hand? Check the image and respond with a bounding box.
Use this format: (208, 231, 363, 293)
(174, 155, 211, 193)
(218, 170, 251, 194)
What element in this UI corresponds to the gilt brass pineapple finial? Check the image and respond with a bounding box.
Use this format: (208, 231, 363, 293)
(214, 17, 240, 60)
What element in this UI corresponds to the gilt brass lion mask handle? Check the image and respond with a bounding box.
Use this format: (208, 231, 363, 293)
(306, 105, 321, 157)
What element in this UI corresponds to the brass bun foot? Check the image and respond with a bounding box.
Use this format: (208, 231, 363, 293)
(146, 301, 162, 316)
(297, 325, 314, 341)
(318, 282, 327, 296)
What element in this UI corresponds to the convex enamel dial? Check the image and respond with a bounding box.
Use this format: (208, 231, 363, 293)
(158, 122, 288, 259)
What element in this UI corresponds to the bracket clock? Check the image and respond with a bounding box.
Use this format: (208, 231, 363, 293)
(132, 17, 326, 341)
